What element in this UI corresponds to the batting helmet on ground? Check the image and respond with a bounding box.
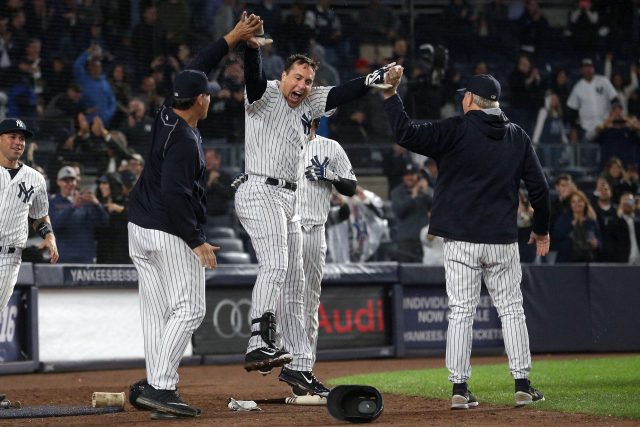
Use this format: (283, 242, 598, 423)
(327, 385, 384, 423)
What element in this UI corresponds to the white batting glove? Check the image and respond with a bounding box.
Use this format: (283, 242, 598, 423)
(230, 173, 248, 190)
(365, 62, 397, 89)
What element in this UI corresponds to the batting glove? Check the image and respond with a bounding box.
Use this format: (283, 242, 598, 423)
(365, 62, 397, 89)
(230, 173, 248, 191)
(306, 155, 338, 183)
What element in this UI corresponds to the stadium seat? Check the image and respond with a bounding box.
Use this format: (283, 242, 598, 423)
(209, 237, 244, 252)
(206, 226, 236, 239)
(216, 251, 251, 264)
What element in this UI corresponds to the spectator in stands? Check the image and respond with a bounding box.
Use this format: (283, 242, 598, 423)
(550, 173, 576, 234)
(109, 64, 133, 128)
(310, 44, 339, 87)
(307, 0, 343, 64)
(95, 172, 130, 264)
(131, 5, 167, 79)
(93, 125, 134, 176)
(42, 56, 71, 105)
(595, 102, 640, 170)
(53, 112, 105, 171)
(282, 2, 313, 56)
(349, 185, 389, 262)
(357, 0, 398, 65)
(8, 10, 28, 60)
(157, 0, 191, 52)
(478, 0, 511, 43)
(325, 193, 352, 263)
(421, 157, 438, 190)
(604, 53, 638, 115)
(207, 59, 245, 143)
(532, 93, 568, 145)
(138, 75, 163, 119)
(567, 0, 600, 53)
(73, 45, 116, 126)
(592, 176, 618, 236)
(508, 54, 544, 135)
(121, 153, 144, 185)
(261, 39, 285, 81)
(516, 0, 549, 53)
(419, 223, 444, 266)
(389, 38, 413, 78)
(391, 163, 432, 262)
(382, 143, 412, 198)
(0, 18, 14, 90)
(50, 165, 109, 263)
(566, 58, 618, 141)
(41, 83, 83, 135)
(551, 190, 600, 263)
(118, 97, 154, 158)
(517, 188, 537, 262)
(550, 69, 571, 113)
(253, 1, 283, 44)
(602, 157, 638, 203)
(213, 0, 238, 41)
(602, 192, 640, 264)
(205, 148, 234, 225)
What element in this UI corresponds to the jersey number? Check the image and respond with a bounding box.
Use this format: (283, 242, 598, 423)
(0, 305, 17, 343)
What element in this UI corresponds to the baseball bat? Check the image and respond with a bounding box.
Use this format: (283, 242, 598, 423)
(253, 395, 326, 406)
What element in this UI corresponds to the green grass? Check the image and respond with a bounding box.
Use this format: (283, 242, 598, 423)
(329, 355, 640, 419)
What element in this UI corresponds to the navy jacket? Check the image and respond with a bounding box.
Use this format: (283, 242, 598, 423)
(128, 38, 230, 248)
(384, 95, 550, 244)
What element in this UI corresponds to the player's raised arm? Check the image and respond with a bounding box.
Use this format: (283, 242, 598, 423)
(244, 39, 267, 104)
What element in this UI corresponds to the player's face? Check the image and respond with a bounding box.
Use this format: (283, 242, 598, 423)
(0, 132, 26, 164)
(280, 63, 315, 108)
(198, 93, 211, 120)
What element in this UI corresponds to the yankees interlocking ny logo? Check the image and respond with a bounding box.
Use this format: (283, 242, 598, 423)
(301, 112, 312, 135)
(15, 119, 26, 129)
(17, 182, 34, 204)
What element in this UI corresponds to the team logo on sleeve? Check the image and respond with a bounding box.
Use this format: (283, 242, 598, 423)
(17, 182, 34, 204)
(301, 112, 312, 135)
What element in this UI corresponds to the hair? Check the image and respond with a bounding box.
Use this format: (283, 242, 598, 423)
(617, 192, 636, 216)
(570, 190, 597, 220)
(554, 173, 573, 185)
(284, 54, 318, 73)
(470, 93, 499, 109)
(604, 156, 625, 176)
(172, 97, 197, 110)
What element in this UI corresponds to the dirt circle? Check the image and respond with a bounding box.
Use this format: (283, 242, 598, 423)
(0, 355, 635, 426)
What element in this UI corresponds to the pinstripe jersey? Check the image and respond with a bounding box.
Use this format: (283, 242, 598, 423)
(0, 164, 48, 248)
(299, 136, 355, 227)
(244, 81, 332, 182)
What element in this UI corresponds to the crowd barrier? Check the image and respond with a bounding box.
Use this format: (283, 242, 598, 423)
(0, 262, 638, 373)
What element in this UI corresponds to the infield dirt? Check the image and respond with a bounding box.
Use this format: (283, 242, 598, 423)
(0, 354, 636, 426)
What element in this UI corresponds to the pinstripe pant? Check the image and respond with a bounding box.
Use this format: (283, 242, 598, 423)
(0, 252, 22, 313)
(128, 223, 206, 390)
(443, 240, 531, 383)
(280, 224, 326, 371)
(235, 178, 312, 368)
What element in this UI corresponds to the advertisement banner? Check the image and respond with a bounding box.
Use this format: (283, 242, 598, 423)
(402, 286, 503, 350)
(0, 291, 25, 362)
(193, 285, 390, 355)
(62, 266, 138, 287)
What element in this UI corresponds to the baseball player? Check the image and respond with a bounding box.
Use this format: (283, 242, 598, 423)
(0, 118, 59, 312)
(381, 70, 550, 408)
(126, 14, 262, 419)
(236, 35, 396, 395)
(278, 118, 356, 396)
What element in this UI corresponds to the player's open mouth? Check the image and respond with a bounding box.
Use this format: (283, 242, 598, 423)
(290, 91, 303, 102)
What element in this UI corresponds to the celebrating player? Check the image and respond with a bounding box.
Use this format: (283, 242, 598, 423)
(381, 69, 550, 408)
(126, 14, 262, 419)
(0, 118, 58, 311)
(235, 30, 396, 394)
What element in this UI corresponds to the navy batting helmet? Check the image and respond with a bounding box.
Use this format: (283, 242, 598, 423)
(327, 385, 384, 423)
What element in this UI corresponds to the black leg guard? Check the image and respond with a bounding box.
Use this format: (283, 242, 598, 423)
(251, 312, 277, 348)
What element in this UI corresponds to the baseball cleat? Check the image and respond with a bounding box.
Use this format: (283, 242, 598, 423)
(279, 367, 330, 397)
(244, 347, 293, 372)
(135, 386, 201, 417)
(515, 380, 545, 406)
(451, 383, 479, 410)
(129, 378, 150, 410)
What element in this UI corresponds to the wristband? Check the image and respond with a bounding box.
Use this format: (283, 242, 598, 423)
(36, 222, 53, 239)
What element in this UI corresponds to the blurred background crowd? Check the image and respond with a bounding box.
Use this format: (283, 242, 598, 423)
(2, 0, 639, 266)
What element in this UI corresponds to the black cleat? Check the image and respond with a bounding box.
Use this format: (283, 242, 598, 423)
(135, 386, 201, 417)
(244, 347, 293, 372)
(278, 367, 330, 397)
(515, 379, 545, 406)
(451, 383, 479, 409)
(129, 378, 149, 410)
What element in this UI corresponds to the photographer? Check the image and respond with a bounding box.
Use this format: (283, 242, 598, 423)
(118, 97, 154, 159)
(595, 101, 640, 170)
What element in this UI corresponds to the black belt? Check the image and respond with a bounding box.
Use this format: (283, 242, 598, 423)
(0, 247, 16, 254)
(265, 177, 297, 192)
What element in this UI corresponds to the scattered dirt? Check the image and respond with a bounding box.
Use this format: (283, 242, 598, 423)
(0, 354, 636, 426)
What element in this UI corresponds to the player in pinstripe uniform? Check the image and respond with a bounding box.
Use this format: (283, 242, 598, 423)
(237, 36, 397, 393)
(126, 15, 262, 419)
(382, 70, 550, 408)
(279, 118, 356, 396)
(0, 118, 59, 312)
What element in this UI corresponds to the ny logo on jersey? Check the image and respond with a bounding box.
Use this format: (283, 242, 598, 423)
(301, 112, 312, 135)
(17, 182, 34, 204)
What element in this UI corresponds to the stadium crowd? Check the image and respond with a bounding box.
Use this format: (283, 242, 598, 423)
(1, 0, 639, 265)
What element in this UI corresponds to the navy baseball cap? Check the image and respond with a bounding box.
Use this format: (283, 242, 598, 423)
(0, 118, 34, 138)
(173, 69, 215, 99)
(458, 74, 501, 101)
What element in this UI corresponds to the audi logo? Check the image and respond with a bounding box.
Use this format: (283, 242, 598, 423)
(212, 298, 252, 338)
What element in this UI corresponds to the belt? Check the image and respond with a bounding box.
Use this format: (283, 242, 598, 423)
(265, 177, 297, 192)
(0, 247, 16, 254)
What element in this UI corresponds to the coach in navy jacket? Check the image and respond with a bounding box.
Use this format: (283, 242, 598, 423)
(381, 69, 550, 408)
